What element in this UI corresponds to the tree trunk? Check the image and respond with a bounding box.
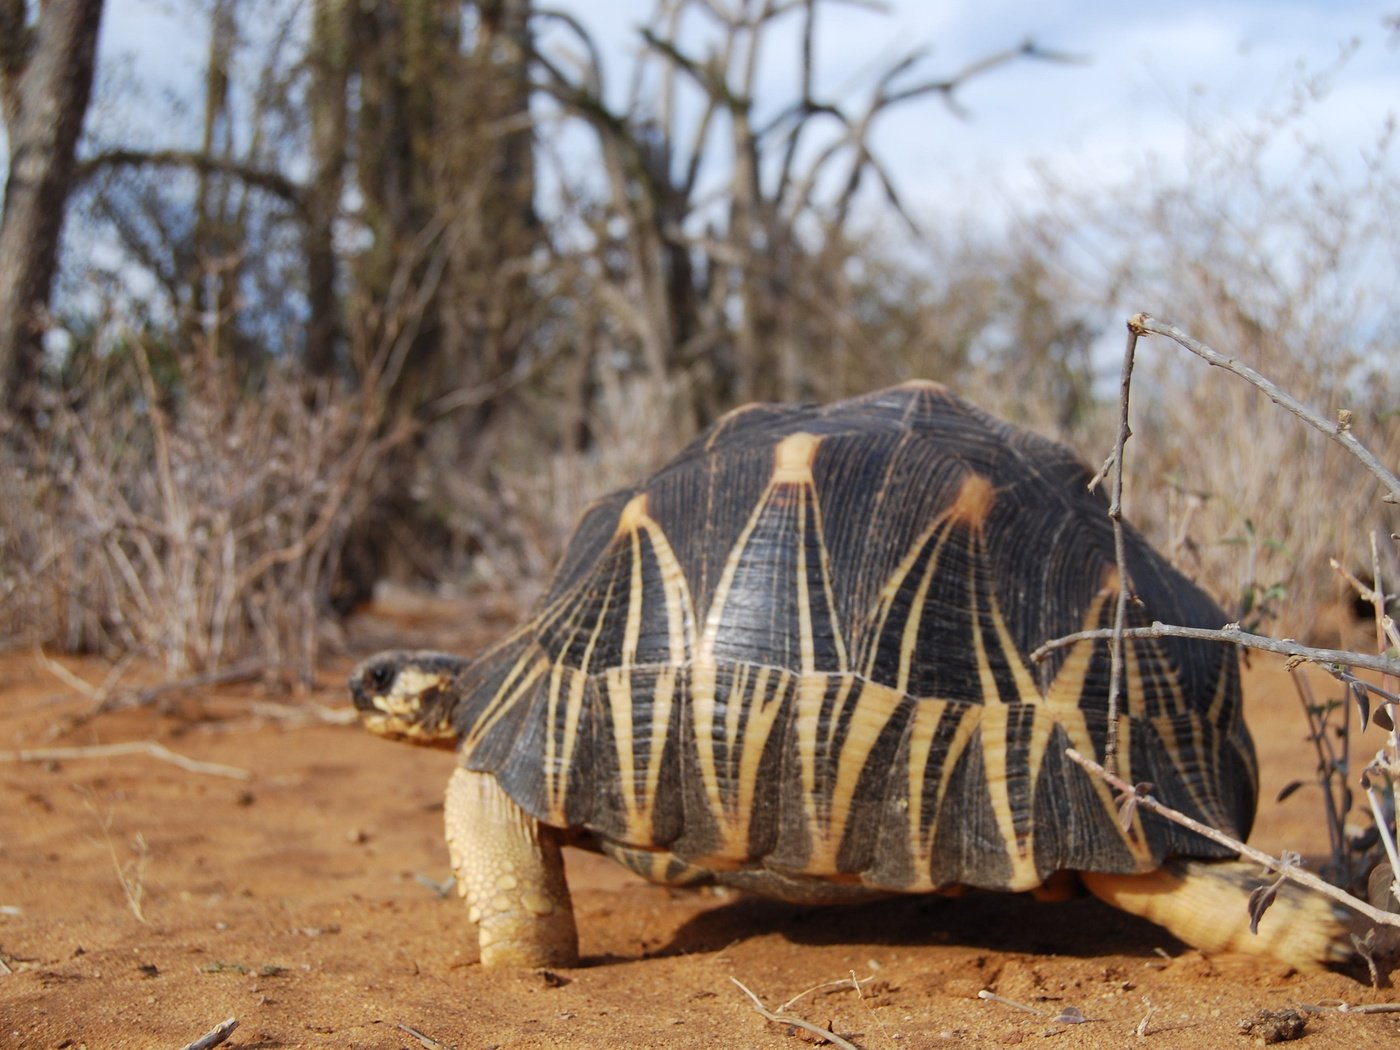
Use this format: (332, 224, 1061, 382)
(304, 0, 352, 377)
(0, 0, 105, 413)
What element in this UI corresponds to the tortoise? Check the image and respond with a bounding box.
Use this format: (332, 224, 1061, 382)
(350, 381, 1349, 970)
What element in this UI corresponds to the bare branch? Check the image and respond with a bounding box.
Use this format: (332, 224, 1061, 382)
(1097, 320, 1140, 772)
(76, 148, 303, 207)
(1130, 315, 1400, 503)
(1030, 621, 1400, 680)
(884, 39, 1085, 111)
(0, 741, 251, 780)
(1066, 748, 1400, 930)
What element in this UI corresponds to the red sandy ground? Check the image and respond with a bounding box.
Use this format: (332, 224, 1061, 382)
(2, 608, 1398, 1049)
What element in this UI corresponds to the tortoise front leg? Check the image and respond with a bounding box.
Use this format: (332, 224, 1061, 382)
(444, 766, 579, 969)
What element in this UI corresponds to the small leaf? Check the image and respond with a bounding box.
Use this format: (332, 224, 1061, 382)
(1374, 703, 1395, 732)
(1116, 795, 1139, 833)
(1349, 679, 1371, 732)
(1367, 863, 1400, 914)
(1114, 783, 1153, 833)
(1247, 879, 1282, 935)
(1051, 1005, 1087, 1025)
(1275, 780, 1306, 803)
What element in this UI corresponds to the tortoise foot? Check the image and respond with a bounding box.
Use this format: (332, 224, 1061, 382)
(445, 766, 579, 969)
(1082, 858, 1352, 971)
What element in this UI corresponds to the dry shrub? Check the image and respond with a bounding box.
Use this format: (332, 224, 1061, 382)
(0, 343, 385, 680)
(1021, 92, 1400, 638)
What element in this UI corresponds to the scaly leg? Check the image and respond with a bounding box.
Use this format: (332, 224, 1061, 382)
(444, 766, 579, 968)
(1082, 858, 1351, 971)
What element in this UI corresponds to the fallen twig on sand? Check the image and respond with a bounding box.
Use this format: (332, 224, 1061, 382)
(248, 700, 358, 726)
(977, 989, 1041, 1015)
(396, 1021, 454, 1050)
(731, 976, 861, 1050)
(1298, 1000, 1400, 1014)
(978, 989, 1089, 1024)
(87, 659, 276, 718)
(178, 1017, 238, 1050)
(35, 647, 136, 705)
(0, 741, 251, 780)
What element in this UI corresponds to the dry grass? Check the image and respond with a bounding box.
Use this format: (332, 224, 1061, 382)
(79, 786, 150, 925)
(1021, 96, 1400, 639)
(0, 343, 387, 681)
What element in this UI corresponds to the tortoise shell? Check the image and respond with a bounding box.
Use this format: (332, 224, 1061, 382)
(448, 381, 1255, 894)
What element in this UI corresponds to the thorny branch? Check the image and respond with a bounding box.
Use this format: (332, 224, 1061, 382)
(1096, 316, 1140, 774)
(1041, 314, 1400, 937)
(1066, 748, 1400, 930)
(1129, 315, 1400, 503)
(1030, 621, 1400, 680)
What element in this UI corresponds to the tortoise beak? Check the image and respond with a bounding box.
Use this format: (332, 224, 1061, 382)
(347, 667, 369, 709)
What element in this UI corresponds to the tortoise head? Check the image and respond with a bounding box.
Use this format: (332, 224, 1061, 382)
(348, 650, 469, 748)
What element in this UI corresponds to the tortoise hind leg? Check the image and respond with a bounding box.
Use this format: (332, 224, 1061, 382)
(444, 766, 580, 969)
(1082, 858, 1351, 971)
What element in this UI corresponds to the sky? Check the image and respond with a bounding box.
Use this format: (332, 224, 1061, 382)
(524, 0, 1399, 226)
(6, 0, 1393, 277)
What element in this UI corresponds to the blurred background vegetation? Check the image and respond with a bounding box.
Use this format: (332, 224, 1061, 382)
(1, 0, 1397, 682)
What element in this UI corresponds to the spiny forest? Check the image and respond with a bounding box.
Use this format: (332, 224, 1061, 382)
(2, 0, 1397, 680)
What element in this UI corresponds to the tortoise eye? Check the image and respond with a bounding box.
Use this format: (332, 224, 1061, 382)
(367, 664, 396, 693)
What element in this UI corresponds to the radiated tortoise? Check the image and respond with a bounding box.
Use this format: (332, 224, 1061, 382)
(350, 381, 1349, 970)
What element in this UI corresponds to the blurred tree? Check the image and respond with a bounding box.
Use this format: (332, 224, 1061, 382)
(304, 0, 352, 377)
(346, 0, 539, 426)
(0, 0, 105, 414)
(74, 1, 305, 371)
(533, 1, 1059, 427)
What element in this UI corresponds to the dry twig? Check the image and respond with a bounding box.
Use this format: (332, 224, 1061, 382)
(730, 976, 861, 1050)
(1066, 748, 1400, 929)
(1030, 622, 1400, 680)
(89, 659, 276, 716)
(1095, 316, 1141, 772)
(978, 989, 1089, 1025)
(0, 741, 251, 780)
(178, 1017, 238, 1050)
(34, 647, 135, 704)
(977, 989, 1042, 1015)
(1298, 1000, 1400, 1014)
(1129, 315, 1400, 503)
(1135, 997, 1158, 1038)
(396, 1021, 454, 1050)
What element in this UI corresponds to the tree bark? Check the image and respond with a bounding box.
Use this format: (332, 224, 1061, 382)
(0, 0, 105, 413)
(304, 0, 351, 377)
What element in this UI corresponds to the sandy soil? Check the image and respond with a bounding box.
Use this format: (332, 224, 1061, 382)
(2, 611, 1399, 1050)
